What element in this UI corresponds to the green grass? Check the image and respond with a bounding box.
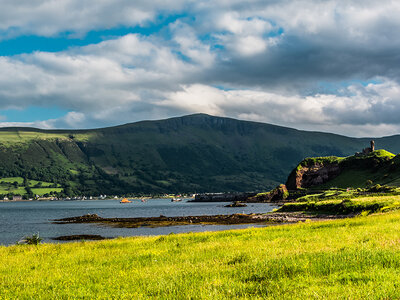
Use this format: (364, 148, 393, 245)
(0, 177, 63, 196)
(0, 177, 24, 184)
(297, 156, 345, 170)
(296, 188, 368, 201)
(368, 149, 395, 158)
(279, 194, 400, 214)
(2, 210, 400, 298)
(315, 169, 376, 189)
(0, 131, 93, 144)
(31, 188, 64, 196)
(0, 187, 26, 195)
(28, 180, 58, 187)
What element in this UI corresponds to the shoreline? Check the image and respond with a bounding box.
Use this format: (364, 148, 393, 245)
(53, 211, 353, 228)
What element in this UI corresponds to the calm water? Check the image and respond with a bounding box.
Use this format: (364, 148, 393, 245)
(0, 199, 278, 246)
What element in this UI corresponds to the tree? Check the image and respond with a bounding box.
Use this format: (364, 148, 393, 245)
(25, 186, 34, 198)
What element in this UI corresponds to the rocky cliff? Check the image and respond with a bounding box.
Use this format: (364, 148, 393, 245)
(286, 158, 342, 190)
(247, 184, 289, 202)
(285, 149, 398, 191)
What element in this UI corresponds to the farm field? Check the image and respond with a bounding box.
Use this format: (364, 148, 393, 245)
(0, 177, 62, 198)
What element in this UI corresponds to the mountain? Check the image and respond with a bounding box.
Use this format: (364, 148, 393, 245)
(1, 113, 400, 196)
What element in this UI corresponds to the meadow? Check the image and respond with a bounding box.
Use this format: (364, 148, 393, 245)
(279, 194, 400, 215)
(1, 209, 400, 299)
(0, 177, 62, 197)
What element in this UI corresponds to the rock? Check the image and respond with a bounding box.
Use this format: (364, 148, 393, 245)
(286, 162, 340, 190)
(193, 192, 257, 202)
(248, 184, 289, 202)
(52, 234, 108, 241)
(224, 201, 247, 207)
(53, 213, 103, 223)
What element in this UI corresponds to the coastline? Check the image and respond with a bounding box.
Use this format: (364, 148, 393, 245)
(53, 211, 352, 228)
(50, 211, 355, 241)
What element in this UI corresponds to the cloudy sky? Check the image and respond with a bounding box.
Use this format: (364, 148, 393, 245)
(0, 0, 399, 137)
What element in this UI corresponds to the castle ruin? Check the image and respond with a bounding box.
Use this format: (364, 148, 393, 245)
(356, 140, 375, 156)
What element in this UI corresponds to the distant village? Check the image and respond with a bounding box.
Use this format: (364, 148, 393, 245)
(0, 194, 195, 202)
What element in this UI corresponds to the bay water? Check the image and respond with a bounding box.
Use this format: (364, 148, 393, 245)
(0, 199, 278, 246)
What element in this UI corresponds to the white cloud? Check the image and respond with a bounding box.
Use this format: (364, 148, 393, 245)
(1, 1, 400, 137)
(0, 120, 55, 129)
(159, 80, 400, 137)
(170, 21, 215, 67)
(0, 0, 188, 38)
(212, 12, 274, 56)
(0, 34, 193, 112)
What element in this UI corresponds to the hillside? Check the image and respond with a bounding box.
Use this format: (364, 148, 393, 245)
(1, 114, 400, 196)
(286, 149, 400, 190)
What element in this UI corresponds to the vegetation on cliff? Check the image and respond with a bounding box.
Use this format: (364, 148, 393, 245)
(285, 149, 399, 191)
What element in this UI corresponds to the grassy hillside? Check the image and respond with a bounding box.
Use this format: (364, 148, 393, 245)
(293, 150, 400, 190)
(2, 209, 400, 298)
(1, 114, 400, 195)
(280, 194, 400, 214)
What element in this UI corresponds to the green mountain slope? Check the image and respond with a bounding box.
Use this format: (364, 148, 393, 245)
(0, 114, 400, 196)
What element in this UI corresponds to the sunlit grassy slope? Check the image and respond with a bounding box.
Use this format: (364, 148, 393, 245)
(0, 177, 63, 197)
(289, 149, 400, 190)
(280, 194, 400, 214)
(2, 210, 400, 299)
(0, 130, 92, 144)
(2, 114, 400, 194)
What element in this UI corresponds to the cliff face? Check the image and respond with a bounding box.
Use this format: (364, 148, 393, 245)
(286, 161, 341, 190)
(284, 150, 400, 191)
(247, 184, 289, 202)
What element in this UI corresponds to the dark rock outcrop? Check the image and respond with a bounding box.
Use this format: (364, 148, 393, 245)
(225, 201, 247, 207)
(53, 234, 108, 241)
(286, 162, 341, 190)
(53, 213, 280, 227)
(193, 192, 256, 202)
(248, 184, 289, 202)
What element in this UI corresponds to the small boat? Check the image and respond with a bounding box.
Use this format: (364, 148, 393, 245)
(141, 198, 147, 202)
(171, 198, 182, 202)
(120, 198, 132, 203)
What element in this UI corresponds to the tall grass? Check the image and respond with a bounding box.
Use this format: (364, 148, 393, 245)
(279, 194, 400, 214)
(2, 210, 400, 298)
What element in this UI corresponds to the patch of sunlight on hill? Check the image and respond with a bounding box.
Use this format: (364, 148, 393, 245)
(0, 131, 94, 144)
(372, 149, 395, 158)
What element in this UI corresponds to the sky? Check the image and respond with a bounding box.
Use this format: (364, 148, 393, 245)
(0, 0, 400, 137)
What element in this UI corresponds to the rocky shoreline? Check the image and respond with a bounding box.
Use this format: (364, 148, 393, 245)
(53, 212, 349, 228)
(52, 234, 109, 241)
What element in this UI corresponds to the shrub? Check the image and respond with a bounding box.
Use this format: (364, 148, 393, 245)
(18, 233, 43, 245)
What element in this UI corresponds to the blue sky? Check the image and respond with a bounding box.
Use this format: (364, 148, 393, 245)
(0, 0, 400, 137)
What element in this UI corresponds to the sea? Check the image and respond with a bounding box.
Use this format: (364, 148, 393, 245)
(0, 199, 278, 246)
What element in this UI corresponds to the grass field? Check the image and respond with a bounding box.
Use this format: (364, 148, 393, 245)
(1, 210, 400, 299)
(0, 187, 26, 195)
(0, 177, 25, 184)
(31, 188, 64, 196)
(0, 177, 62, 197)
(0, 131, 93, 144)
(279, 194, 400, 214)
